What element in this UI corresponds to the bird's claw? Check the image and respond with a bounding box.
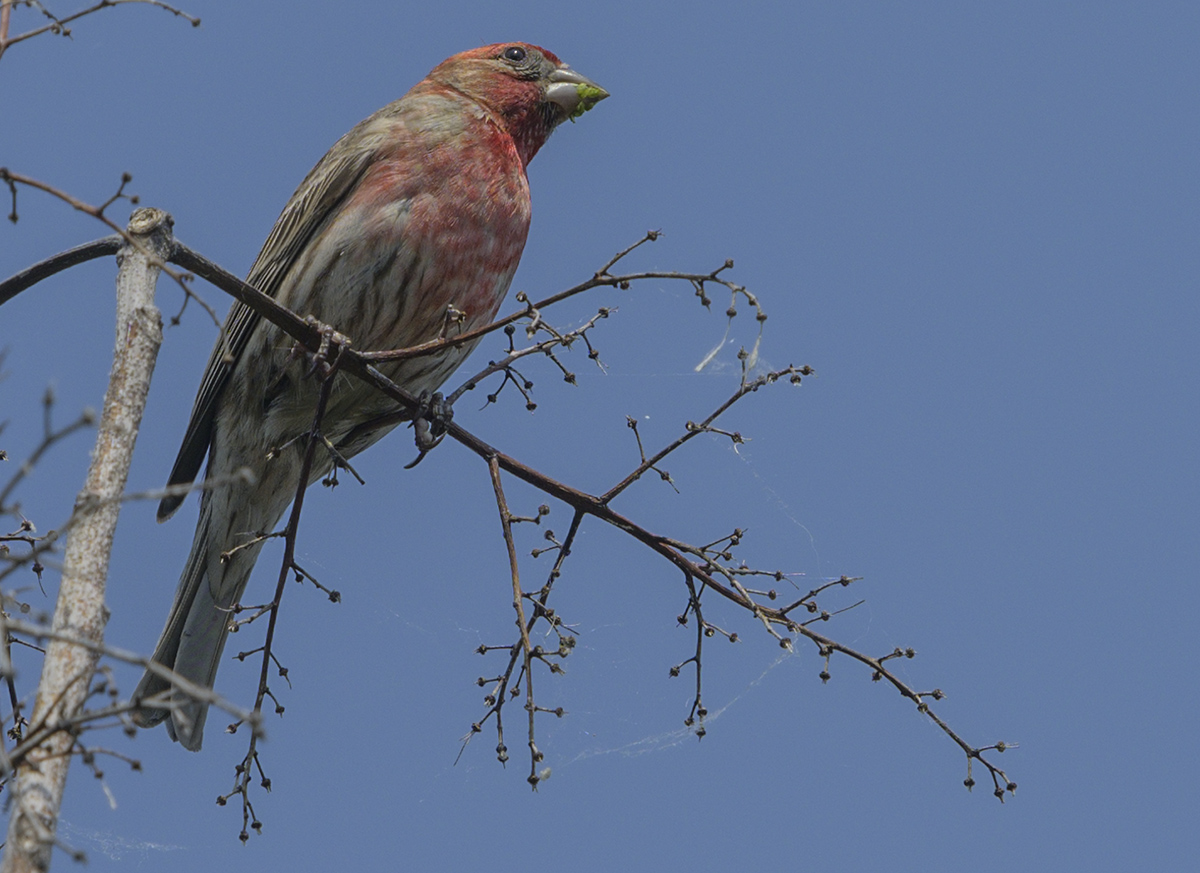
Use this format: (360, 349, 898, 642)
(289, 316, 352, 379)
(405, 391, 454, 467)
(415, 390, 453, 449)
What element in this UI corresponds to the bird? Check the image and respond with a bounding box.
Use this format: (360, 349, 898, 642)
(131, 43, 607, 750)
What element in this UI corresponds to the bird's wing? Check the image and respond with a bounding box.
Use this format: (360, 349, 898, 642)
(157, 143, 377, 521)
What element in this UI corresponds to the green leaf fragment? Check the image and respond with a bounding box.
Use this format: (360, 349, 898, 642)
(570, 84, 608, 121)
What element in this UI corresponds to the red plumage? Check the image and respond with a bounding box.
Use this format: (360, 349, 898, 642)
(133, 44, 606, 749)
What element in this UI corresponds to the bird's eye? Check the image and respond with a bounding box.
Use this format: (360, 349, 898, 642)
(502, 46, 527, 63)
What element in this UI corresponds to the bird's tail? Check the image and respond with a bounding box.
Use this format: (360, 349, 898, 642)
(131, 501, 248, 751)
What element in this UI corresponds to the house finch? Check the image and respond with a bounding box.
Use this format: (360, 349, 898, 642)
(132, 43, 607, 750)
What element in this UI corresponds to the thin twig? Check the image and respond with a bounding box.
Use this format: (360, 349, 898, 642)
(0, 0, 198, 59)
(0, 171, 220, 329)
(221, 332, 343, 841)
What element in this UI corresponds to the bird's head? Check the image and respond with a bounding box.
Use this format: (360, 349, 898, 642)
(428, 43, 608, 165)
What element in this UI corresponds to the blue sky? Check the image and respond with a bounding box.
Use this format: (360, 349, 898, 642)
(2, 1, 1198, 870)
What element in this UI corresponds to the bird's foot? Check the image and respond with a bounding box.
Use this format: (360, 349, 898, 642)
(290, 316, 352, 379)
(405, 391, 454, 468)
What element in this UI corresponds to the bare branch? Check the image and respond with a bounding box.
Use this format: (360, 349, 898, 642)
(161, 235, 1012, 802)
(0, 171, 220, 330)
(0, 236, 121, 307)
(0, 0, 199, 61)
(1, 208, 170, 873)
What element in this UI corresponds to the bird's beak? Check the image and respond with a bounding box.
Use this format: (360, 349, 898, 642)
(546, 66, 609, 120)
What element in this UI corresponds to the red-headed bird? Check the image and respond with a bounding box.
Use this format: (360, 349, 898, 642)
(133, 44, 607, 749)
